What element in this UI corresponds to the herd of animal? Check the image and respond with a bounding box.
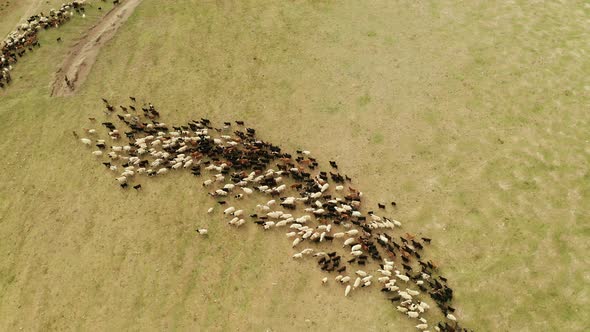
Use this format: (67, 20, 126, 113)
(77, 98, 472, 332)
(0, 1, 88, 89)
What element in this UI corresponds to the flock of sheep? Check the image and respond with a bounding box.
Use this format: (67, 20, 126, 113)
(77, 98, 472, 332)
(0, 1, 88, 89)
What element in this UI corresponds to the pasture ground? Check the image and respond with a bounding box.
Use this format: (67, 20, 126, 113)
(0, 1, 588, 331)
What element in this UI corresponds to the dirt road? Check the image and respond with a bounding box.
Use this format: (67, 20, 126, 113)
(51, 0, 142, 97)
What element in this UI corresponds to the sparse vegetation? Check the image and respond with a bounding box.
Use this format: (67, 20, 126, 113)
(0, 1, 588, 331)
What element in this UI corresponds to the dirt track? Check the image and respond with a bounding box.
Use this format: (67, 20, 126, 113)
(51, 0, 142, 97)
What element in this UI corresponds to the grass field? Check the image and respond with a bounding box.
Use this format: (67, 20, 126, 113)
(1, 1, 589, 331)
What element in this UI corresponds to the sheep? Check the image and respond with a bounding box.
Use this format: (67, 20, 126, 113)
(267, 211, 283, 219)
(446, 314, 456, 321)
(321, 277, 328, 284)
(203, 179, 213, 186)
(396, 274, 410, 282)
(215, 189, 228, 196)
(407, 311, 419, 318)
(362, 275, 373, 283)
(207, 207, 214, 213)
(92, 150, 103, 156)
(292, 238, 301, 247)
(115, 176, 127, 184)
(300, 248, 314, 255)
(407, 288, 420, 296)
(340, 276, 351, 283)
(80, 138, 92, 145)
(378, 276, 390, 283)
(353, 277, 361, 288)
(223, 206, 236, 215)
(196, 228, 208, 235)
(344, 285, 351, 297)
(285, 232, 297, 238)
(396, 306, 408, 313)
(399, 291, 412, 301)
(415, 324, 428, 330)
(343, 238, 356, 246)
(356, 270, 368, 277)
(156, 168, 168, 175)
(335, 185, 344, 191)
(242, 187, 253, 194)
(381, 269, 393, 277)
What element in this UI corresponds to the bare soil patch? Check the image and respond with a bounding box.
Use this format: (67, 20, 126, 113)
(51, 0, 142, 97)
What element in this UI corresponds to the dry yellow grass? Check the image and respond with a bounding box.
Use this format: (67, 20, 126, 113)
(0, 1, 588, 331)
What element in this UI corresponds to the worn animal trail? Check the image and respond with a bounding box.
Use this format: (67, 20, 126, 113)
(51, 0, 143, 97)
(1, 1, 88, 90)
(78, 98, 472, 332)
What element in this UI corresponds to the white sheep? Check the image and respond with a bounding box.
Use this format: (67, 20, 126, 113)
(353, 277, 361, 288)
(92, 150, 103, 156)
(446, 314, 456, 321)
(343, 238, 356, 246)
(80, 138, 91, 145)
(396, 274, 410, 282)
(344, 285, 351, 297)
(215, 190, 228, 196)
(399, 291, 412, 300)
(362, 275, 373, 283)
(396, 306, 408, 313)
(196, 228, 208, 235)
